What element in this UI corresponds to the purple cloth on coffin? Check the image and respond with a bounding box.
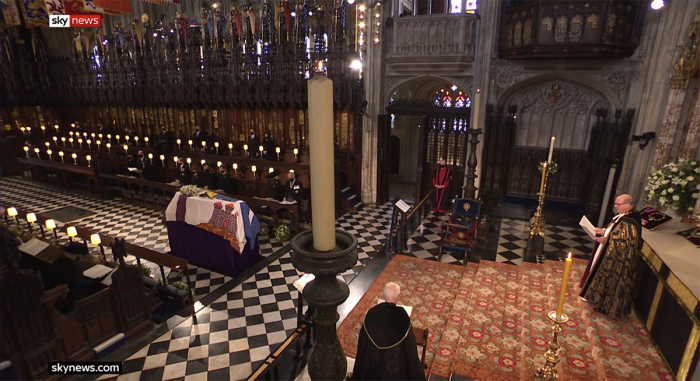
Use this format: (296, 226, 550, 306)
(166, 221, 263, 278)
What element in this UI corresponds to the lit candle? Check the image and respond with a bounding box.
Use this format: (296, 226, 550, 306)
(159, 154, 165, 166)
(123, 144, 128, 153)
(90, 234, 101, 245)
(186, 158, 191, 164)
(96, 140, 101, 150)
(173, 156, 179, 163)
(7, 207, 18, 225)
(69, 137, 74, 147)
(308, 68, 336, 251)
(44, 142, 50, 149)
(293, 148, 298, 162)
(82, 132, 87, 138)
(269, 167, 274, 173)
(125, 135, 130, 142)
(201, 159, 206, 165)
(61, 137, 66, 146)
(144, 137, 149, 147)
(86, 155, 92, 167)
(548, 136, 555, 163)
(70, 131, 74, 137)
(148, 153, 153, 164)
(228, 143, 234, 156)
(107, 134, 112, 140)
(33, 148, 40, 157)
(217, 161, 222, 168)
(232, 163, 238, 173)
(215, 142, 219, 154)
(177, 139, 181, 150)
(98, 133, 103, 139)
(556, 252, 573, 319)
(20, 127, 26, 135)
(251, 165, 257, 175)
(539, 162, 547, 194)
(47, 149, 53, 159)
(134, 136, 139, 145)
(472, 88, 481, 130)
(86, 139, 92, 150)
(71, 153, 77, 164)
(188, 140, 193, 150)
(106, 143, 111, 153)
(259, 145, 263, 153)
(201, 141, 206, 148)
(52, 136, 58, 146)
(26, 127, 31, 134)
(54, 124, 59, 133)
(45, 219, 56, 230)
(91, 132, 95, 139)
(41, 125, 46, 135)
(244, 144, 248, 155)
(66, 226, 78, 239)
(78, 138, 83, 149)
(116, 135, 121, 143)
(59, 151, 65, 162)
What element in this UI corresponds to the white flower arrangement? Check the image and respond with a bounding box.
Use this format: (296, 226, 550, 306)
(644, 159, 700, 212)
(180, 184, 203, 196)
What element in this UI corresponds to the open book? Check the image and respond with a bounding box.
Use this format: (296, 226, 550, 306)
(378, 299, 413, 317)
(579, 215, 597, 240)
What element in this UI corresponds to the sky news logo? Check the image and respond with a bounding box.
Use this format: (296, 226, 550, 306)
(49, 14, 102, 28)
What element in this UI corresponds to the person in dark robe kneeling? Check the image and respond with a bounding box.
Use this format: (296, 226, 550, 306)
(579, 194, 642, 318)
(431, 159, 451, 214)
(351, 282, 426, 381)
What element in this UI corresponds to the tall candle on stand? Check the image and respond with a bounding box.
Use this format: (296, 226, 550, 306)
(539, 162, 547, 194)
(555, 252, 573, 319)
(472, 89, 481, 129)
(547, 136, 555, 163)
(308, 65, 336, 251)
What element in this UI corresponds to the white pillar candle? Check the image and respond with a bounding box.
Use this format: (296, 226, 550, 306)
(308, 70, 336, 251)
(472, 89, 481, 130)
(548, 136, 555, 163)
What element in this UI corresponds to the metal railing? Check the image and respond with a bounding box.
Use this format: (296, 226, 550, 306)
(387, 192, 432, 254)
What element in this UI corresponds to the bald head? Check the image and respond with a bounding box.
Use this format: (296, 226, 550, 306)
(614, 194, 634, 214)
(382, 282, 400, 304)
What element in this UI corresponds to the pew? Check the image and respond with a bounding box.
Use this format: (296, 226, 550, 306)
(18, 157, 106, 198)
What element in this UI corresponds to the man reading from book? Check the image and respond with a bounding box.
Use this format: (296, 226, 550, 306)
(579, 194, 642, 318)
(351, 282, 426, 381)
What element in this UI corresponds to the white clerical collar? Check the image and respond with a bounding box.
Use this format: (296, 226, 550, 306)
(612, 213, 625, 223)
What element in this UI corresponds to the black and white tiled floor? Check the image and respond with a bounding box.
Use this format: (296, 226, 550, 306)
(403, 213, 594, 266)
(4, 174, 598, 381)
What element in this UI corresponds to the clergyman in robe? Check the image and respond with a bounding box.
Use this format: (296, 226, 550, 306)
(579, 194, 642, 318)
(351, 282, 426, 381)
(431, 159, 451, 214)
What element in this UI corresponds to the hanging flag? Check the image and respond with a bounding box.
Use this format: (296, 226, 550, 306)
(45, 0, 66, 15)
(92, 0, 130, 13)
(18, 0, 49, 28)
(64, 0, 93, 14)
(1, 0, 22, 26)
(82, 0, 121, 15)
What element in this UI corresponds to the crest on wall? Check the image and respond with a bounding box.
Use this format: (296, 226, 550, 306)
(547, 80, 562, 104)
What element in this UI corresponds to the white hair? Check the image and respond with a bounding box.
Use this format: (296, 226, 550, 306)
(382, 282, 400, 303)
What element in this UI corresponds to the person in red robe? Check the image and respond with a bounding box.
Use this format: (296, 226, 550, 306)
(431, 159, 451, 214)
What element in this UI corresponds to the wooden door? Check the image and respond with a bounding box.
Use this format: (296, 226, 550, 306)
(377, 114, 391, 204)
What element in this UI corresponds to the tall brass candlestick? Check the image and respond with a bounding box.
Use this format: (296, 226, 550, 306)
(308, 68, 336, 251)
(534, 311, 569, 381)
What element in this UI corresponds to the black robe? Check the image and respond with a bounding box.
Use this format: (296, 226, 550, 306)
(352, 303, 426, 381)
(580, 211, 642, 318)
(431, 166, 451, 213)
(248, 134, 261, 158)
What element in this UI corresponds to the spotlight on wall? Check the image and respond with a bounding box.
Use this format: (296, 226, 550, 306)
(650, 0, 664, 10)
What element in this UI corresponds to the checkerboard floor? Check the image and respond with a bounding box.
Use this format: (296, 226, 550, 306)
(403, 213, 594, 266)
(0, 176, 284, 300)
(2, 176, 395, 380)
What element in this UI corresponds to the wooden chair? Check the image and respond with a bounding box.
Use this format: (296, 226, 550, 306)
(412, 326, 429, 369)
(437, 198, 481, 266)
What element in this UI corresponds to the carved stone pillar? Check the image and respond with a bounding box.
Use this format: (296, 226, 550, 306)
(680, 91, 700, 159)
(291, 230, 358, 381)
(652, 84, 687, 170)
(463, 128, 483, 199)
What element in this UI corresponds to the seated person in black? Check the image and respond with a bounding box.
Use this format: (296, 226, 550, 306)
(192, 126, 208, 152)
(126, 154, 139, 177)
(283, 171, 302, 203)
(217, 165, 232, 193)
(352, 282, 426, 381)
(200, 163, 217, 190)
(190, 164, 202, 187)
(175, 157, 190, 185)
(136, 150, 151, 180)
(266, 171, 283, 201)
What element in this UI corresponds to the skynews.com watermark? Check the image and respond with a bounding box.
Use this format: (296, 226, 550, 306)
(49, 14, 102, 28)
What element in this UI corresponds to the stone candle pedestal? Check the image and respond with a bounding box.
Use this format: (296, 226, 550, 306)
(291, 229, 358, 381)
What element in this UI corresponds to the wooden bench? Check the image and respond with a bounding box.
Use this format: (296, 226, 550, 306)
(18, 157, 106, 198)
(115, 175, 179, 209)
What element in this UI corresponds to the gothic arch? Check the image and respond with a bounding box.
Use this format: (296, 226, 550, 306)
(384, 75, 473, 105)
(496, 73, 621, 110)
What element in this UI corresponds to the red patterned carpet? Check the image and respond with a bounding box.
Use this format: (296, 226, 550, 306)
(336, 255, 675, 381)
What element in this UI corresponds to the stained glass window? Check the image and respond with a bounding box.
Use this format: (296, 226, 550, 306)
(450, 0, 461, 13)
(435, 88, 470, 108)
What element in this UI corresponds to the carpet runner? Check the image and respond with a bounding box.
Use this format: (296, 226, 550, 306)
(336, 255, 675, 381)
